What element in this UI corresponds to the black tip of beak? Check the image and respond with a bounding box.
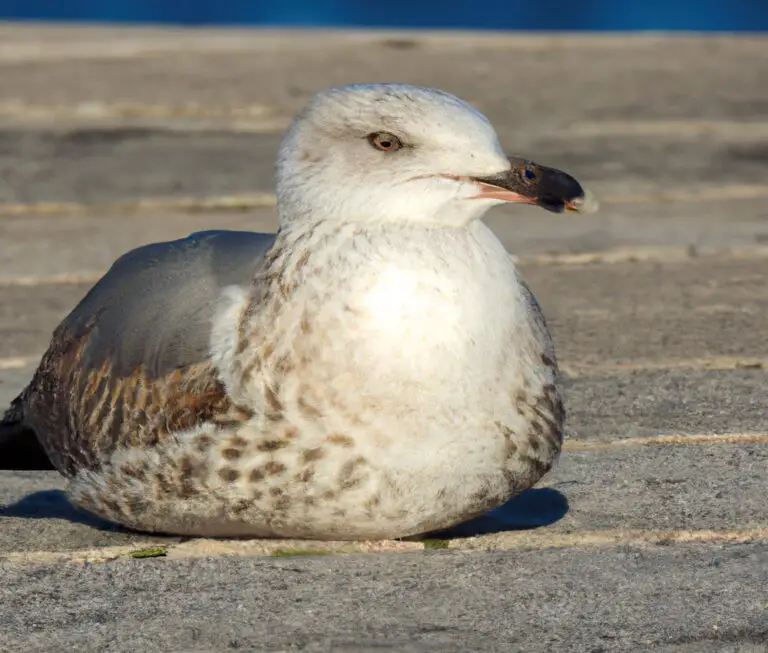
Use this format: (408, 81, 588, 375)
(530, 164, 586, 213)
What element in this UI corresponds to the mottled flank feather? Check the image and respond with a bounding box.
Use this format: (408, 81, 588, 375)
(22, 319, 241, 476)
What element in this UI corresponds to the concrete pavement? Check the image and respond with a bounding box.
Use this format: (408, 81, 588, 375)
(0, 26, 766, 652)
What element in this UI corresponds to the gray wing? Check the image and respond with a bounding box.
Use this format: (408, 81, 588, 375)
(17, 230, 274, 474)
(63, 229, 274, 380)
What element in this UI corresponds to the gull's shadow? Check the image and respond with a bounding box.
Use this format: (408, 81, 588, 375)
(1, 487, 569, 540)
(0, 489, 122, 531)
(426, 487, 569, 539)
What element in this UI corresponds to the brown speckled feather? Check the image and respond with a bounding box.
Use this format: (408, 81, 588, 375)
(15, 230, 274, 476)
(514, 269, 566, 471)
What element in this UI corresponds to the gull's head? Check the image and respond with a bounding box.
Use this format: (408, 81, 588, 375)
(276, 83, 597, 227)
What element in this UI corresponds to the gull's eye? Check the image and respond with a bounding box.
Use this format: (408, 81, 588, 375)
(367, 132, 403, 152)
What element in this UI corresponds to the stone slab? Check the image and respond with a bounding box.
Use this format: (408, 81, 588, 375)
(0, 541, 765, 652)
(563, 368, 768, 440)
(520, 255, 768, 366)
(0, 129, 282, 205)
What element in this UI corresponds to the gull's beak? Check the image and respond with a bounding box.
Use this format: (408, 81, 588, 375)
(469, 156, 599, 214)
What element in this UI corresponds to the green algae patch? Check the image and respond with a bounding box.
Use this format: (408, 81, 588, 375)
(421, 539, 450, 550)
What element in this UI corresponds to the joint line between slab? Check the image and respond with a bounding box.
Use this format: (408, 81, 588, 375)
(563, 432, 768, 451)
(2, 527, 766, 567)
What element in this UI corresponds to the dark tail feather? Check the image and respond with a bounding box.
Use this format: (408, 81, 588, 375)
(0, 395, 55, 470)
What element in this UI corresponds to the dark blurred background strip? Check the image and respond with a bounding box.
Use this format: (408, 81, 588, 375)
(0, 0, 766, 31)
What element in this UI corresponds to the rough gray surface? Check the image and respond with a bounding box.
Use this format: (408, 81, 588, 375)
(0, 26, 767, 653)
(1, 544, 766, 652)
(523, 256, 768, 366)
(563, 369, 768, 439)
(0, 129, 282, 204)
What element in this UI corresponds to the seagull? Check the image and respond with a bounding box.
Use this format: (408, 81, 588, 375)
(0, 84, 596, 540)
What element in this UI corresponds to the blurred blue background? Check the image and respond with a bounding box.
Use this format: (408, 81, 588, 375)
(0, 0, 767, 31)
